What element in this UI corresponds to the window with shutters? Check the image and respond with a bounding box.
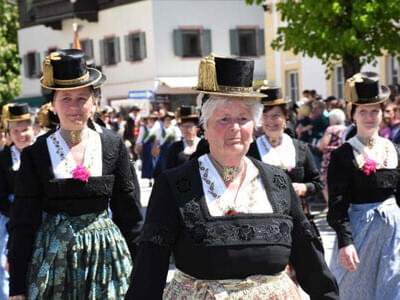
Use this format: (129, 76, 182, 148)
(100, 36, 121, 66)
(125, 32, 146, 62)
(173, 28, 211, 58)
(23, 51, 41, 78)
(286, 70, 299, 102)
(80, 39, 94, 60)
(230, 28, 265, 57)
(388, 56, 400, 85)
(333, 65, 344, 99)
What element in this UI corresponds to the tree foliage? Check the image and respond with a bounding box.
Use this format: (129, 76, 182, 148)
(246, 0, 400, 79)
(0, 0, 21, 106)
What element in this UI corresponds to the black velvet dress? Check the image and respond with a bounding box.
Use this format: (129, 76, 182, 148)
(126, 157, 339, 299)
(8, 128, 143, 297)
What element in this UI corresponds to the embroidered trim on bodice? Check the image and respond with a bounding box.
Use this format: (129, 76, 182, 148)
(47, 128, 102, 179)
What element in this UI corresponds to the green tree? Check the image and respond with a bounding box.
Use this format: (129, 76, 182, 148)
(0, 0, 21, 106)
(246, 0, 400, 79)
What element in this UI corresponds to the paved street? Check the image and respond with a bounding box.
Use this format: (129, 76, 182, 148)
(136, 165, 336, 299)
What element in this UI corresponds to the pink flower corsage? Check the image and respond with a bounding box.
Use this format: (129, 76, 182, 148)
(286, 167, 293, 173)
(72, 165, 90, 182)
(362, 158, 377, 176)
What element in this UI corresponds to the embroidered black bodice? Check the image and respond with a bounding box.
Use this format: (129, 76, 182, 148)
(126, 158, 339, 300)
(327, 143, 400, 248)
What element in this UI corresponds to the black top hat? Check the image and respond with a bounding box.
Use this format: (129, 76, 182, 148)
(176, 106, 199, 123)
(193, 54, 265, 98)
(258, 87, 290, 106)
(6, 103, 32, 122)
(40, 49, 106, 90)
(344, 72, 390, 105)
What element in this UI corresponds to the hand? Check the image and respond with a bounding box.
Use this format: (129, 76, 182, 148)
(339, 244, 360, 272)
(134, 144, 143, 155)
(9, 296, 25, 300)
(292, 182, 307, 197)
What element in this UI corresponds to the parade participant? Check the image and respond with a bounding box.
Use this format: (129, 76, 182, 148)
(8, 49, 143, 299)
(126, 55, 339, 299)
(165, 105, 200, 169)
(153, 112, 181, 177)
(0, 103, 34, 300)
(318, 108, 346, 209)
(247, 87, 323, 217)
(328, 72, 400, 300)
(135, 113, 159, 186)
(124, 106, 141, 159)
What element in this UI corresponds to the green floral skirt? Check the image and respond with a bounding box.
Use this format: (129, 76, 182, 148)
(27, 210, 132, 300)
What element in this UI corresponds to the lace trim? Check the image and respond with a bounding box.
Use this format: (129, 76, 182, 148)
(181, 199, 292, 246)
(139, 223, 177, 248)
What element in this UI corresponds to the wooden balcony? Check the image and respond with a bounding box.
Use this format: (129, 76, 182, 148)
(20, 0, 99, 29)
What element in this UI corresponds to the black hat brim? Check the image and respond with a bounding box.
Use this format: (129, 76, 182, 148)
(262, 98, 292, 106)
(40, 68, 103, 90)
(92, 73, 107, 89)
(193, 88, 266, 98)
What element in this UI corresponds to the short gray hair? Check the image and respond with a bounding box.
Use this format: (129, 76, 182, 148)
(199, 95, 263, 129)
(329, 108, 345, 125)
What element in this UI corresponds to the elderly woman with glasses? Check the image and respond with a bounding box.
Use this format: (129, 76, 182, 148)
(126, 55, 338, 300)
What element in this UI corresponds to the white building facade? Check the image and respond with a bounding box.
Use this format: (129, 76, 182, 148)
(18, 0, 266, 110)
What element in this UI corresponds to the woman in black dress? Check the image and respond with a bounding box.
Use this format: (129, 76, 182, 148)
(328, 72, 400, 300)
(165, 105, 200, 170)
(126, 55, 338, 299)
(247, 87, 323, 217)
(8, 49, 142, 300)
(0, 103, 35, 300)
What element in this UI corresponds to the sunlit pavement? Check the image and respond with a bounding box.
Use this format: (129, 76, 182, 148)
(135, 163, 335, 299)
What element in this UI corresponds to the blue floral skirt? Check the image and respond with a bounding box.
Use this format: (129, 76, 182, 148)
(27, 210, 132, 300)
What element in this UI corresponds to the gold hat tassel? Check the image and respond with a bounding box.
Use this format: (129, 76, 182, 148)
(42, 52, 61, 87)
(344, 73, 363, 103)
(1, 104, 11, 130)
(197, 54, 218, 92)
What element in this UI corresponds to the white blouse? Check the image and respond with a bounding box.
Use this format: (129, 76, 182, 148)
(256, 133, 296, 170)
(347, 135, 398, 169)
(198, 154, 273, 216)
(10, 145, 21, 171)
(46, 128, 102, 179)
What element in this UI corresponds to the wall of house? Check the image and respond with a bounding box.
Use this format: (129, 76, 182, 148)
(152, 0, 266, 80)
(18, 0, 156, 103)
